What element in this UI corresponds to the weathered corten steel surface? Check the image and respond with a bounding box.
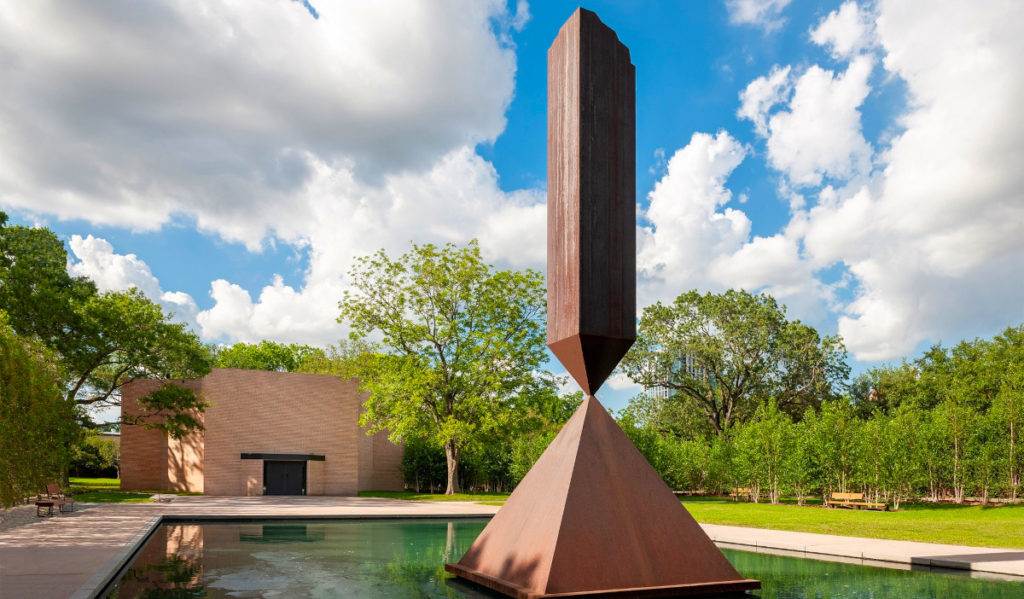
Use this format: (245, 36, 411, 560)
(546, 7, 636, 396)
(448, 8, 759, 598)
(445, 396, 760, 598)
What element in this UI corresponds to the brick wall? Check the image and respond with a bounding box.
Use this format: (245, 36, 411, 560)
(198, 369, 359, 495)
(369, 431, 405, 491)
(120, 379, 169, 491)
(121, 377, 205, 492)
(120, 368, 403, 495)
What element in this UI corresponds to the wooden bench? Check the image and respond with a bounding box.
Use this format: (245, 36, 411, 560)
(35, 500, 56, 517)
(672, 490, 704, 497)
(37, 483, 74, 514)
(825, 492, 887, 511)
(728, 487, 751, 502)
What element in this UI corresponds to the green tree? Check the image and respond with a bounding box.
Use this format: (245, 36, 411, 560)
(338, 241, 547, 495)
(621, 289, 848, 434)
(0, 217, 212, 435)
(934, 396, 975, 503)
(71, 431, 121, 478)
(214, 340, 325, 372)
(297, 338, 379, 380)
(64, 289, 212, 411)
(734, 400, 794, 504)
(991, 326, 1024, 499)
(856, 414, 886, 502)
(507, 390, 583, 487)
(0, 316, 80, 507)
(856, 361, 921, 415)
(969, 410, 1002, 503)
(0, 215, 96, 352)
(878, 405, 924, 510)
(787, 415, 820, 505)
(805, 400, 860, 498)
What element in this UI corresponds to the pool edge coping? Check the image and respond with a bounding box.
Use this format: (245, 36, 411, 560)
(68, 514, 162, 599)
(706, 530, 1024, 581)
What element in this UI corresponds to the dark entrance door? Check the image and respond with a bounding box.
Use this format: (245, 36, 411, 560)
(264, 460, 306, 495)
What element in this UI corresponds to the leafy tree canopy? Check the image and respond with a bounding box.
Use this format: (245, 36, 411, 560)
(214, 340, 324, 372)
(292, 338, 378, 383)
(863, 324, 1024, 413)
(0, 215, 96, 354)
(0, 214, 212, 435)
(621, 289, 849, 434)
(339, 240, 547, 494)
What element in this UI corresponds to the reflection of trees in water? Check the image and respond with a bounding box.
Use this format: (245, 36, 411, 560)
(724, 549, 1024, 599)
(373, 520, 497, 599)
(113, 554, 207, 599)
(380, 559, 461, 599)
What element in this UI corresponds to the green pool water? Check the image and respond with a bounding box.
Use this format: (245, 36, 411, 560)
(103, 519, 1024, 598)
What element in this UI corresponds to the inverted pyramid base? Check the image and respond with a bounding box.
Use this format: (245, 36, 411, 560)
(445, 396, 759, 598)
(446, 562, 760, 599)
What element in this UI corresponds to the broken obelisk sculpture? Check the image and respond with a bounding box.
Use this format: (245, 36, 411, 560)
(446, 8, 759, 598)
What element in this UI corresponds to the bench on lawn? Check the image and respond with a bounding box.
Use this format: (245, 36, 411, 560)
(36, 483, 74, 516)
(825, 491, 887, 511)
(729, 487, 752, 502)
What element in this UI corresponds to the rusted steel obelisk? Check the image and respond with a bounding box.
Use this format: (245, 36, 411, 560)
(446, 9, 759, 598)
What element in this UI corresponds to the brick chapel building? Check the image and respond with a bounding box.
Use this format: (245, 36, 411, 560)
(120, 368, 404, 496)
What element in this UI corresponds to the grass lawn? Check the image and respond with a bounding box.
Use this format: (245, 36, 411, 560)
(683, 497, 1024, 550)
(360, 490, 1024, 549)
(359, 490, 513, 503)
(69, 477, 201, 503)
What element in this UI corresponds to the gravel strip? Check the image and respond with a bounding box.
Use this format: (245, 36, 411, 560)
(0, 502, 96, 535)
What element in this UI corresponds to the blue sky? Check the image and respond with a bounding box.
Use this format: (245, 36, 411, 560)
(2, 1, 1022, 414)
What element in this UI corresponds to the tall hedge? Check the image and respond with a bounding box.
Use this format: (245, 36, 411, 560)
(0, 317, 79, 507)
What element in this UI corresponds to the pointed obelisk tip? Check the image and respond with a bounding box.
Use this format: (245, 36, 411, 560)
(548, 334, 634, 395)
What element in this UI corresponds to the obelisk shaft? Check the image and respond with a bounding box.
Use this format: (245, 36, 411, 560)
(547, 8, 636, 395)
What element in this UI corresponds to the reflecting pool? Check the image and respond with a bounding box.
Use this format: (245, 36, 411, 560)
(103, 519, 1024, 598)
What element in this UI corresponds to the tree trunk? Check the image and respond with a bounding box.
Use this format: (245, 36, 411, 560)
(444, 440, 460, 495)
(1010, 421, 1019, 500)
(443, 521, 455, 562)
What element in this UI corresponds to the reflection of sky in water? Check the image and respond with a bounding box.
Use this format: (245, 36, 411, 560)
(105, 520, 1024, 599)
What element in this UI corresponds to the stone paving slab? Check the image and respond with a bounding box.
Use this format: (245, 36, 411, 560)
(3, 498, 1024, 599)
(702, 523, 1024, 577)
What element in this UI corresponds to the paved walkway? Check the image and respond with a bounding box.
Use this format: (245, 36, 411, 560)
(2, 497, 1023, 599)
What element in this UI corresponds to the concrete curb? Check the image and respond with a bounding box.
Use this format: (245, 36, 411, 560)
(703, 524, 1024, 579)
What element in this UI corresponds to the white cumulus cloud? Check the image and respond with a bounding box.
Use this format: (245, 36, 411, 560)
(800, 0, 1024, 360)
(66, 235, 199, 327)
(0, 0, 522, 248)
(638, 131, 751, 307)
(759, 56, 875, 186)
(194, 146, 545, 345)
(737, 65, 791, 137)
(725, 0, 793, 33)
(810, 1, 876, 59)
